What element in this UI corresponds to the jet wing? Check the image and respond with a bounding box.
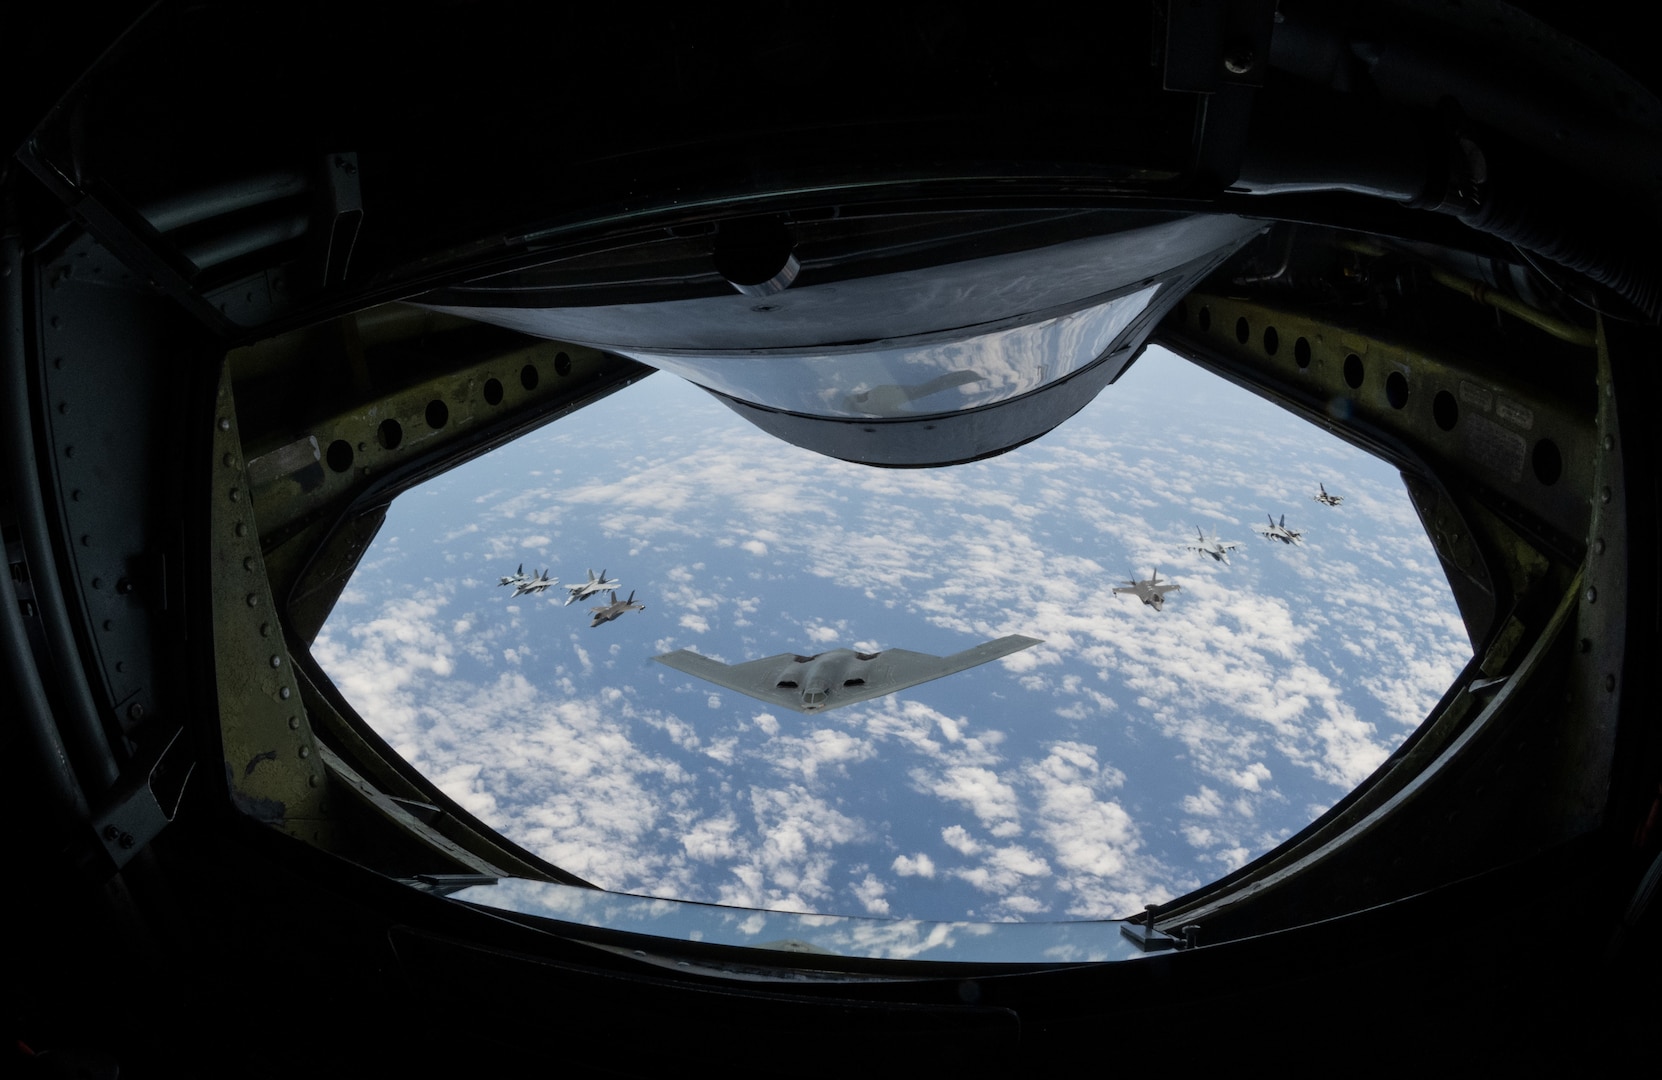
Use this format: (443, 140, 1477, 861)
(653, 634, 1042, 714)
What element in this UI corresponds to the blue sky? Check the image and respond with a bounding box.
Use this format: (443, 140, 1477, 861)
(314, 346, 1470, 922)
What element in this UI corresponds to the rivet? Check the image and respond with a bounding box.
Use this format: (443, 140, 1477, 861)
(298, 746, 310, 759)
(269, 655, 282, 669)
(1603, 435, 1614, 451)
(260, 622, 272, 637)
(49, 315, 60, 329)
(1585, 586, 1597, 604)
(70, 490, 80, 501)
(103, 825, 120, 841)
(115, 661, 125, 672)
(91, 577, 101, 589)
(228, 487, 240, 502)
(80, 534, 90, 546)
(357, 441, 367, 453)
(1580, 638, 1593, 653)
(218, 417, 231, 431)
(52, 356, 63, 369)
(280, 686, 291, 700)
(118, 833, 136, 849)
(288, 715, 300, 729)
(243, 556, 256, 571)
(63, 445, 74, 458)
(223, 453, 236, 467)
(246, 593, 259, 607)
(235, 522, 248, 537)
(1600, 487, 1612, 504)
(1594, 538, 1605, 555)
(308, 773, 320, 787)
(1605, 674, 1616, 692)
(116, 578, 132, 594)
(57, 402, 69, 414)
(128, 702, 144, 722)
(361, 466, 371, 476)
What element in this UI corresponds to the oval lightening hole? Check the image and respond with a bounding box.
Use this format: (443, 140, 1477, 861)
(1532, 438, 1563, 486)
(1386, 371, 1409, 410)
(1433, 390, 1459, 431)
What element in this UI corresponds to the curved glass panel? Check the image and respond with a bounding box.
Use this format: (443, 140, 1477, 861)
(622, 285, 1160, 419)
(452, 877, 1146, 964)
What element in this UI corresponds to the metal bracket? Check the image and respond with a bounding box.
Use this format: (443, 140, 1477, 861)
(89, 723, 194, 874)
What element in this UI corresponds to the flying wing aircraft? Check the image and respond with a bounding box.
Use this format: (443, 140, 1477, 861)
(654, 634, 1041, 713)
(1185, 527, 1240, 564)
(1314, 483, 1344, 507)
(497, 563, 528, 588)
(588, 590, 645, 626)
(564, 568, 620, 606)
(1260, 514, 1304, 545)
(1113, 570, 1181, 610)
(511, 569, 557, 597)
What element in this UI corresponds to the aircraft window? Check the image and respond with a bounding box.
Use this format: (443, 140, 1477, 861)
(315, 345, 1471, 925)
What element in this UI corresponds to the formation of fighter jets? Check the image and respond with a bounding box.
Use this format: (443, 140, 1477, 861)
(487, 484, 1339, 702)
(495, 562, 643, 627)
(497, 564, 559, 596)
(1110, 485, 1341, 612)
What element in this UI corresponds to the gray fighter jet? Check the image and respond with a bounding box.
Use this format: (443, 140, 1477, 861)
(1185, 527, 1240, 564)
(564, 568, 620, 606)
(1260, 514, 1304, 545)
(653, 634, 1042, 714)
(589, 590, 645, 627)
(1113, 569, 1181, 611)
(497, 563, 529, 588)
(511, 569, 557, 597)
(1313, 483, 1344, 507)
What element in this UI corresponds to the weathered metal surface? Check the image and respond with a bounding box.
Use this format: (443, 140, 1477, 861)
(210, 365, 332, 842)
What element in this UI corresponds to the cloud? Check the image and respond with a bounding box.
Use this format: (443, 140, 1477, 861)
(892, 853, 936, 878)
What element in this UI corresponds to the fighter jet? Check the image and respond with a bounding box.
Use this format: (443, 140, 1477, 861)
(1185, 527, 1240, 564)
(654, 634, 1042, 714)
(1260, 514, 1304, 545)
(589, 590, 645, 626)
(511, 569, 557, 597)
(564, 568, 620, 606)
(1313, 483, 1344, 507)
(1113, 570, 1181, 611)
(497, 563, 529, 588)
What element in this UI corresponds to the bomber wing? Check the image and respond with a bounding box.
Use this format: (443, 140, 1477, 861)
(653, 634, 1042, 714)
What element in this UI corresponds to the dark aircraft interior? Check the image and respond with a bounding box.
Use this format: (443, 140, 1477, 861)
(3, 2, 1659, 1073)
